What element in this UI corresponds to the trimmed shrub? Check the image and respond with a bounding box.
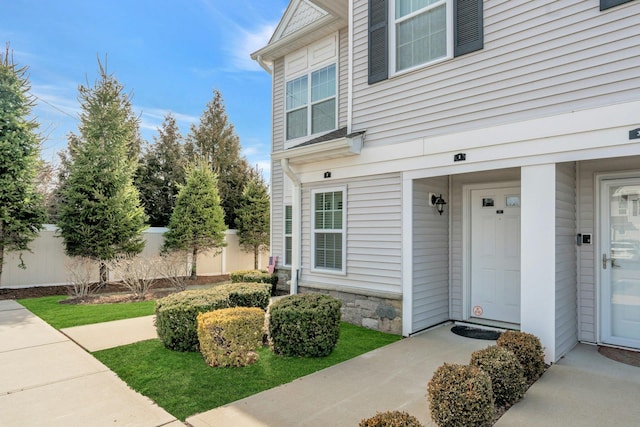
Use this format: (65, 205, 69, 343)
(497, 330, 545, 382)
(470, 345, 526, 406)
(231, 269, 278, 296)
(427, 363, 494, 427)
(197, 307, 265, 367)
(155, 282, 271, 351)
(269, 293, 341, 357)
(359, 410, 424, 427)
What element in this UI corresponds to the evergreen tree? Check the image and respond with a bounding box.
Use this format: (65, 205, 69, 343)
(185, 90, 251, 229)
(0, 45, 47, 284)
(163, 159, 227, 278)
(136, 113, 186, 226)
(236, 171, 270, 269)
(56, 60, 147, 285)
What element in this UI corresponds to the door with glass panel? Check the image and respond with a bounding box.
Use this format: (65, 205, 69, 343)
(601, 178, 640, 349)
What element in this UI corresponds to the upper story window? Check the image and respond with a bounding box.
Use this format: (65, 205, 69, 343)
(393, 0, 448, 73)
(286, 63, 337, 140)
(368, 0, 483, 85)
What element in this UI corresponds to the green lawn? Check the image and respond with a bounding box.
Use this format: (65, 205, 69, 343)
(18, 295, 156, 329)
(94, 322, 401, 421)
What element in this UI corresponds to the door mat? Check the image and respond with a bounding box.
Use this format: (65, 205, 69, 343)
(451, 325, 501, 341)
(598, 346, 640, 368)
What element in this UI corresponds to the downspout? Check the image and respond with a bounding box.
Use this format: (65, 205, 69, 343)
(347, 0, 354, 133)
(280, 158, 301, 295)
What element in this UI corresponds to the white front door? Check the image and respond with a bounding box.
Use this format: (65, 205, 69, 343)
(601, 178, 640, 349)
(470, 187, 521, 324)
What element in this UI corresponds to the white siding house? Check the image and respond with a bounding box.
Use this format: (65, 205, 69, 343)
(252, 0, 640, 363)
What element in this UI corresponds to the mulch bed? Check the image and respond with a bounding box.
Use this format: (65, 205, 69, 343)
(0, 275, 229, 303)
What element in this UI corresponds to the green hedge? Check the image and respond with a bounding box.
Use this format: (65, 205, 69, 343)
(155, 282, 270, 352)
(470, 345, 526, 406)
(230, 269, 278, 296)
(360, 411, 424, 427)
(497, 330, 546, 382)
(269, 293, 341, 357)
(197, 307, 265, 367)
(427, 363, 494, 427)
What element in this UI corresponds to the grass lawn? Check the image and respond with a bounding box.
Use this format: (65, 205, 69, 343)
(94, 322, 401, 421)
(18, 295, 155, 329)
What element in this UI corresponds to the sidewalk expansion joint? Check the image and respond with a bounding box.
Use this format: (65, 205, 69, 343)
(0, 339, 68, 354)
(0, 369, 110, 396)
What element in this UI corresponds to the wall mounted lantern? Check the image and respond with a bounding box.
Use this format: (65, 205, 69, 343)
(430, 193, 447, 215)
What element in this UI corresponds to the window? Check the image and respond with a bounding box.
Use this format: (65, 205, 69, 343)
(600, 0, 634, 11)
(284, 205, 292, 266)
(286, 64, 337, 140)
(368, 0, 483, 84)
(393, 0, 447, 72)
(312, 188, 346, 273)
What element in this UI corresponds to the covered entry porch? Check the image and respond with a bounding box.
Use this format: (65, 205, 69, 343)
(402, 156, 640, 363)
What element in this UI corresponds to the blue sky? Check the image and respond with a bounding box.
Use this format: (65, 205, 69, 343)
(1, 0, 289, 182)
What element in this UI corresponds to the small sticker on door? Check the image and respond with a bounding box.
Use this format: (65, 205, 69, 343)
(473, 305, 484, 317)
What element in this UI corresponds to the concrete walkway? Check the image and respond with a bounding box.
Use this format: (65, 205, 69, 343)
(0, 300, 181, 427)
(3, 299, 640, 426)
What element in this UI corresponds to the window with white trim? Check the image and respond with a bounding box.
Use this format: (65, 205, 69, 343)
(312, 188, 346, 273)
(392, 0, 449, 73)
(284, 205, 292, 266)
(286, 63, 337, 140)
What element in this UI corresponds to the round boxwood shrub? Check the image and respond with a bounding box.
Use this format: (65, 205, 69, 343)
(359, 410, 424, 427)
(197, 307, 265, 367)
(497, 330, 545, 382)
(269, 293, 341, 357)
(427, 363, 494, 427)
(470, 345, 526, 406)
(155, 282, 270, 352)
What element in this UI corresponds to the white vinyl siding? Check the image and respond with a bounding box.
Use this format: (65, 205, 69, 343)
(301, 173, 403, 295)
(353, 0, 640, 147)
(273, 58, 285, 152)
(412, 176, 450, 332)
(270, 160, 285, 266)
(555, 162, 578, 359)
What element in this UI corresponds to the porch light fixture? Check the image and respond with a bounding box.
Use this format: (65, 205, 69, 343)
(430, 194, 447, 215)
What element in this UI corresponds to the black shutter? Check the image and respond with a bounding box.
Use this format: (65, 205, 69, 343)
(368, 0, 388, 84)
(600, 0, 634, 10)
(454, 0, 484, 57)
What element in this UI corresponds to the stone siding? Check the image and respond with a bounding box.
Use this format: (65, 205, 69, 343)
(298, 286, 402, 334)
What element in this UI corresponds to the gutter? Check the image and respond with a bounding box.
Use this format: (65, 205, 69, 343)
(280, 158, 302, 295)
(256, 55, 272, 75)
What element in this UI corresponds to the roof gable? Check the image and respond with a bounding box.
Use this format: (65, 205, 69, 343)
(271, 0, 329, 44)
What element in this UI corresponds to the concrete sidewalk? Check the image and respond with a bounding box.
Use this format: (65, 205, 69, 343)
(62, 315, 157, 351)
(0, 300, 181, 427)
(4, 298, 640, 426)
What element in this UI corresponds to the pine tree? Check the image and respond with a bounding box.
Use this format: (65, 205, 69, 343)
(163, 159, 227, 278)
(185, 90, 251, 229)
(56, 60, 147, 285)
(236, 171, 270, 269)
(0, 45, 47, 284)
(136, 113, 186, 226)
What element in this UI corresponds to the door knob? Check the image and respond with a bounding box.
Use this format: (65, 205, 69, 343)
(602, 253, 618, 269)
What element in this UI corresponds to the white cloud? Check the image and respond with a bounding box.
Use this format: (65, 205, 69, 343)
(227, 23, 277, 72)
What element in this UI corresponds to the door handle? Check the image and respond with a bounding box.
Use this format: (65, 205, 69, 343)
(602, 253, 618, 269)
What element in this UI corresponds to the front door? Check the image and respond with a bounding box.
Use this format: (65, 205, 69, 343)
(601, 178, 640, 349)
(470, 187, 521, 324)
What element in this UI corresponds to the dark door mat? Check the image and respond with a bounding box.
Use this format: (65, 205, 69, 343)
(451, 325, 501, 341)
(598, 346, 640, 368)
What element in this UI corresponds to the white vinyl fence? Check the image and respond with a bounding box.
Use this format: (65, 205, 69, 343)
(1, 225, 268, 288)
